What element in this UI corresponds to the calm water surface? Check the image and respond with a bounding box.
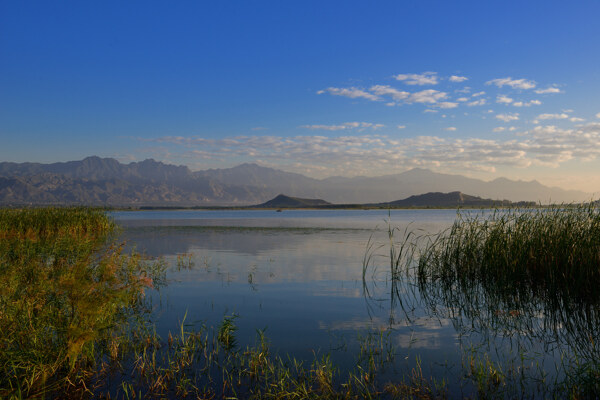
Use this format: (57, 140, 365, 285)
(111, 209, 585, 396)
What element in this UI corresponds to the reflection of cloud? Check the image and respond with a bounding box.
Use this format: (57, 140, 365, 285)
(311, 287, 362, 298)
(396, 332, 445, 349)
(318, 317, 389, 331)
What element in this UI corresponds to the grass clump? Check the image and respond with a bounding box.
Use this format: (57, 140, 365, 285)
(0, 207, 160, 398)
(418, 204, 600, 303)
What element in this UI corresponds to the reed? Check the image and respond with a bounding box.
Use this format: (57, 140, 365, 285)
(414, 203, 600, 397)
(418, 204, 600, 303)
(0, 207, 162, 398)
(362, 203, 600, 397)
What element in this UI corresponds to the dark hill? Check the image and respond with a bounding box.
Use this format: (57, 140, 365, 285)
(385, 191, 512, 207)
(254, 194, 331, 208)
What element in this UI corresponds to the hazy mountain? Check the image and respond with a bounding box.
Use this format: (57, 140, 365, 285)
(199, 163, 323, 197)
(0, 158, 270, 206)
(202, 164, 589, 203)
(0, 157, 592, 206)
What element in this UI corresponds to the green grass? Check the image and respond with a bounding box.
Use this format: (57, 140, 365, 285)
(0, 207, 162, 398)
(418, 204, 600, 302)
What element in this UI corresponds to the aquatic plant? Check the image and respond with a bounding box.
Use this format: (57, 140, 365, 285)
(0, 207, 163, 398)
(362, 203, 600, 397)
(418, 204, 600, 303)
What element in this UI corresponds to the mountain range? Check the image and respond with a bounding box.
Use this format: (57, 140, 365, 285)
(0, 156, 591, 206)
(253, 192, 528, 209)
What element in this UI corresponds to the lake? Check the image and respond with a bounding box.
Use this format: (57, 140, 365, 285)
(111, 209, 594, 397)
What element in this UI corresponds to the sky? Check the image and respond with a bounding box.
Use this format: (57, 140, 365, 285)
(2, 1, 600, 192)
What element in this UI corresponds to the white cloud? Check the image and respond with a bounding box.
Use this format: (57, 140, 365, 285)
(534, 87, 562, 94)
(408, 89, 448, 104)
(457, 97, 469, 102)
(436, 101, 458, 109)
(486, 77, 536, 90)
(369, 85, 409, 101)
(467, 99, 486, 106)
(397, 125, 406, 129)
(497, 95, 513, 104)
(301, 122, 384, 131)
(423, 109, 438, 113)
(570, 117, 585, 122)
(456, 86, 471, 93)
(449, 75, 468, 82)
(496, 113, 520, 122)
(317, 87, 380, 101)
(513, 99, 542, 107)
(493, 127, 506, 132)
(472, 91, 485, 97)
(395, 72, 439, 85)
(445, 127, 457, 131)
(596, 112, 600, 118)
(536, 113, 569, 120)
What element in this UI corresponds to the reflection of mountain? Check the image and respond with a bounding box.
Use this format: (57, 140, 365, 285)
(121, 227, 306, 256)
(0, 156, 590, 205)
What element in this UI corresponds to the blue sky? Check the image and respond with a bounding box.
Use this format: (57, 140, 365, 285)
(2, 1, 600, 191)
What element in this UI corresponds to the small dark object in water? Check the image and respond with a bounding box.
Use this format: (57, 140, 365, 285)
(276, 209, 282, 212)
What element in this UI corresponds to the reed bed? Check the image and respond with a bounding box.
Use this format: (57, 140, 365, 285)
(414, 204, 600, 397)
(0, 207, 161, 398)
(360, 203, 600, 397)
(418, 204, 600, 303)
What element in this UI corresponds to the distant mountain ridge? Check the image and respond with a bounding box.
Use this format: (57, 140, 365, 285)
(0, 156, 592, 206)
(253, 192, 533, 209)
